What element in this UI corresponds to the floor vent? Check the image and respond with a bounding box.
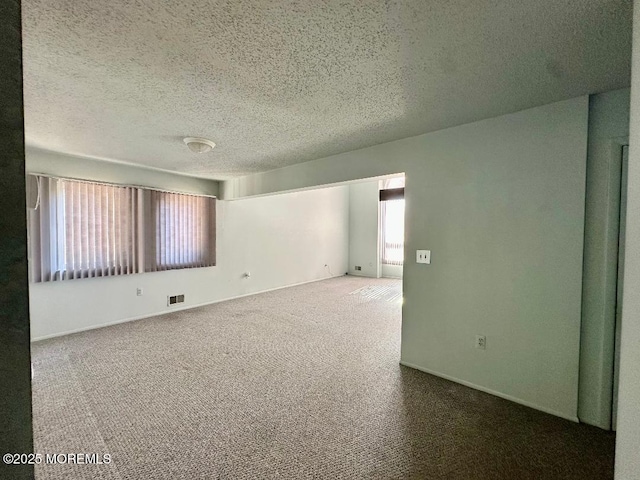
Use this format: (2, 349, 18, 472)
(168, 294, 185, 306)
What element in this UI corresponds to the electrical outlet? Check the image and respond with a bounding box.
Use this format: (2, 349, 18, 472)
(136, 288, 143, 296)
(416, 250, 431, 264)
(355, 266, 362, 271)
(475, 335, 486, 350)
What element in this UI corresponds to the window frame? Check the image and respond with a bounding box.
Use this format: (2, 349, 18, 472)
(27, 174, 217, 282)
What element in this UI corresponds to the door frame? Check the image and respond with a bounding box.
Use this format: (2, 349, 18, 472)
(612, 144, 629, 430)
(378, 177, 405, 279)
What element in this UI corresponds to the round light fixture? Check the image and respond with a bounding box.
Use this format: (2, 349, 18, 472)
(183, 137, 216, 154)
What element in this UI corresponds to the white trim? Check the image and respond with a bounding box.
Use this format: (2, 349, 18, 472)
(31, 274, 345, 342)
(347, 272, 379, 278)
(399, 360, 579, 423)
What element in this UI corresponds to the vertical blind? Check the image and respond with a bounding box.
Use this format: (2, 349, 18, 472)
(144, 190, 216, 271)
(29, 177, 140, 281)
(28, 175, 216, 282)
(380, 177, 405, 266)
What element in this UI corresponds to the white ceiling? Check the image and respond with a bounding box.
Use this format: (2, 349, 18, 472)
(22, 0, 631, 180)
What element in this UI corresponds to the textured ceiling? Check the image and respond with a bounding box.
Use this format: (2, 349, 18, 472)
(22, 0, 632, 180)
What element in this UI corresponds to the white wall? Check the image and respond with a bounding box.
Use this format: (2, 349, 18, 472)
(27, 147, 218, 197)
(615, 3, 640, 478)
(224, 97, 589, 421)
(579, 88, 630, 429)
(28, 151, 349, 340)
(348, 180, 381, 277)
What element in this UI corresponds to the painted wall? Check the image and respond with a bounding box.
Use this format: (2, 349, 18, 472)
(224, 97, 589, 420)
(27, 147, 219, 197)
(27, 152, 349, 339)
(348, 180, 381, 277)
(579, 88, 630, 429)
(614, 3, 640, 477)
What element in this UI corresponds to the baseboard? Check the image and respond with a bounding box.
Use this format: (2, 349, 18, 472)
(347, 272, 380, 278)
(399, 360, 579, 423)
(31, 273, 346, 342)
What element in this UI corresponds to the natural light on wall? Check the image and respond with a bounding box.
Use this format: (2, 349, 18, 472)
(380, 176, 405, 266)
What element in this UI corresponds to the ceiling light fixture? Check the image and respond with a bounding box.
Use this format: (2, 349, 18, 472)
(183, 137, 216, 154)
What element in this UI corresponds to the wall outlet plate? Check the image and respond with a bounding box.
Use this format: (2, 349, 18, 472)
(136, 288, 143, 296)
(416, 250, 431, 264)
(475, 335, 487, 350)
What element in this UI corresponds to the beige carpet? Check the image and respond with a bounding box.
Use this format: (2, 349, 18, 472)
(31, 276, 615, 479)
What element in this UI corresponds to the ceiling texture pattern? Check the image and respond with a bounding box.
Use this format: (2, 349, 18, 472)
(22, 0, 632, 179)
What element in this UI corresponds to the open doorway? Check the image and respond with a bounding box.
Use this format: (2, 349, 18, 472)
(380, 176, 405, 278)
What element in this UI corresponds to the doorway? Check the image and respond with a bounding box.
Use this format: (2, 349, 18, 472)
(380, 176, 405, 279)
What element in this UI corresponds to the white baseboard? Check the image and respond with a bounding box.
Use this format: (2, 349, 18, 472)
(347, 272, 380, 278)
(399, 360, 579, 423)
(31, 273, 346, 342)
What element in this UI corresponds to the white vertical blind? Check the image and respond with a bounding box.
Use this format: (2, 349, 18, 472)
(29, 178, 140, 281)
(28, 175, 215, 282)
(62, 179, 138, 279)
(144, 190, 216, 272)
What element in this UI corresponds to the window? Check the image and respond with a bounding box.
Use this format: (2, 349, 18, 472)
(28, 175, 216, 282)
(144, 190, 216, 271)
(380, 177, 405, 266)
(29, 177, 140, 281)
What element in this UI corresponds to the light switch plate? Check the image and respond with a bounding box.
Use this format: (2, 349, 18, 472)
(416, 250, 431, 264)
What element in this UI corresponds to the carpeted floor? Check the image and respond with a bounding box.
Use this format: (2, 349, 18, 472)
(31, 276, 615, 479)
